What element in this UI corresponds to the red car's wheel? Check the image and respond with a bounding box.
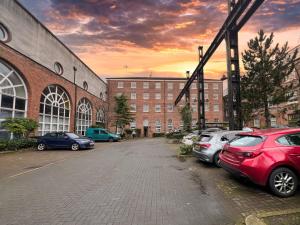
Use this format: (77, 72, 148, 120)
(269, 167, 298, 198)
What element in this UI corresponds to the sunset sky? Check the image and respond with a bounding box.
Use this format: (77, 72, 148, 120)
(19, 0, 300, 79)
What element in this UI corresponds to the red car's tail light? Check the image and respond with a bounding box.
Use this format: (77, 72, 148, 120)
(241, 151, 262, 158)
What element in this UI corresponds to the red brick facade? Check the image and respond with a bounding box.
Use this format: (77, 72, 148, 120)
(107, 78, 223, 136)
(0, 43, 108, 135)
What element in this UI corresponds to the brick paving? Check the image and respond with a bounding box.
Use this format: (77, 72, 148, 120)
(0, 139, 236, 225)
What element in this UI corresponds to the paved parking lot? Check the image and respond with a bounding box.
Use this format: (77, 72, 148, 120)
(0, 138, 299, 225)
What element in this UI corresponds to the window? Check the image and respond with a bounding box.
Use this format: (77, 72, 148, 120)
(213, 83, 219, 90)
(143, 120, 149, 127)
(143, 93, 149, 100)
(167, 104, 173, 112)
(76, 98, 92, 135)
(155, 120, 161, 133)
(167, 119, 173, 131)
(143, 104, 149, 112)
(191, 83, 196, 89)
(155, 93, 161, 100)
(179, 83, 185, 89)
(0, 60, 27, 139)
(213, 104, 219, 112)
(130, 121, 136, 129)
(214, 118, 219, 122)
(0, 23, 11, 43)
(155, 104, 161, 112)
(143, 82, 149, 89)
(83, 81, 88, 90)
(131, 93, 136, 100)
(277, 136, 290, 145)
(230, 135, 263, 147)
(130, 104, 136, 112)
(192, 105, 197, 112)
(131, 82, 136, 88)
(192, 119, 197, 128)
(205, 93, 209, 100)
(167, 93, 173, 100)
(54, 62, 63, 75)
(271, 117, 277, 127)
(284, 133, 300, 146)
(116, 92, 122, 97)
(155, 82, 161, 89)
(39, 85, 70, 136)
(191, 94, 197, 101)
(167, 82, 173, 90)
(180, 120, 184, 129)
(213, 94, 218, 100)
(117, 82, 123, 88)
(205, 103, 209, 112)
(204, 83, 208, 89)
(253, 119, 260, 128)
(96, 109, 105, 124)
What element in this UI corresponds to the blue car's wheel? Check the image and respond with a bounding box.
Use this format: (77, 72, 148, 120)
(71, 143, 80, 151)
(37, 143, 46, 151)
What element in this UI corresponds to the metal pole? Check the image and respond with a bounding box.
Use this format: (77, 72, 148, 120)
(185, 71, 190, 106)
(73, 66, 77, 133)
(226, 0, 242, 130)
(197, 46, 205, 132)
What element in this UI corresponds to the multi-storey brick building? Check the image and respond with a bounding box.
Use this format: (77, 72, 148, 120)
(107, 77, 224, 136)
(0, 0, 107, 138)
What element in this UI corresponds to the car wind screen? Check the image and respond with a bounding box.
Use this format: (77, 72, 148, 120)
(229, 136, 263, 147)
(199, 135, 212, 142)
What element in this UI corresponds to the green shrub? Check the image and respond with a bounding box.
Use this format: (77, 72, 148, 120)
(179, 144, 193, 155)
(124, 129, 133, 135)
(166, 132, 185, 139)
(152, 133, 165, 137)
(0, 139, 37, 151)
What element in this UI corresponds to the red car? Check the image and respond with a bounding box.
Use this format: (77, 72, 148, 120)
(219, 128, 300, 197)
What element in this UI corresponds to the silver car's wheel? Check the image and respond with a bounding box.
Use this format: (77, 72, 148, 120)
(269, 167, 298, 197)
(37, 143, 46, 151)
(71, 143, 80, 151)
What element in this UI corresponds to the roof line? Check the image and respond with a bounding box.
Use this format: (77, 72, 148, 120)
(15, 0, 106, 85)
(106, 76, 222, 81)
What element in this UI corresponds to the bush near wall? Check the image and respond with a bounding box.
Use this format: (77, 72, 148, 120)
(166, 132, 186, 139)
(152, 133, 165, 138)
(179, 144, 193, 155)
(0, 139, 37, 151)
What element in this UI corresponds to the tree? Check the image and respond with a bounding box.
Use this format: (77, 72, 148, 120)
(113, 94, 134, 134)
(180, 104, 192, 132)
(241, 30, 298, 127)
(3, 118, 38, 138)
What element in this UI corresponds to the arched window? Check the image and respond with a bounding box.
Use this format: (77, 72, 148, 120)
(39, 85, 70, 136)
(76, 98, 92, 135)
(0, 60, 27, 139)
(83, 81, 88, 91)
(96, 108, 105, 124)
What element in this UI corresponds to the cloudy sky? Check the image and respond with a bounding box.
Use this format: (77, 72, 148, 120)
(19, 0, 300, 79)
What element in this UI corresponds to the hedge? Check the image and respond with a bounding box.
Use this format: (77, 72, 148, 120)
(0, 139, 37, 151)
(152, 133, 165, 138)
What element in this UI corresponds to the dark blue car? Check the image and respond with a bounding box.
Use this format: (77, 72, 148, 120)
(37, 132, 94, 151)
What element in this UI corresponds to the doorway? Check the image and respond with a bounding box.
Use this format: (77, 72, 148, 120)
(143, 126, 148, 137)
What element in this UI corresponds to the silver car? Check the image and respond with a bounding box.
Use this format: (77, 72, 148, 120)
(193, 130, 246, 167)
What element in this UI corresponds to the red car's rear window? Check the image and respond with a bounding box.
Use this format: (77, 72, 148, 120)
(229, 135, 263, 147)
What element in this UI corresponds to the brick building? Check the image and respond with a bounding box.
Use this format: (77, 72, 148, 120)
(107, 77, 224, 136)
(0, 0, 107, 138)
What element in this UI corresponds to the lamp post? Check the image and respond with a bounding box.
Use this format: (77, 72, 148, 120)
(185, 71, 190, 105)
(73, 66, 77, 133)
(197, 46, 205, 131)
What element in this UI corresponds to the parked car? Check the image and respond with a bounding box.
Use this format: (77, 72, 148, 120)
(86, 128, 120, 142)
(37, 132, 94, 151)
(219, 128, 300, 197)
(193, 130, 245, 167)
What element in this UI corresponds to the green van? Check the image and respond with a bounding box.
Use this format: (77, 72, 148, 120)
(86, 128, 120, 142)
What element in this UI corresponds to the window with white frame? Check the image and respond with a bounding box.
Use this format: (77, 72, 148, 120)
(205, 93, 209, 100)
(131, 82, 136, 89)
(191, 83, 196, 89)
(179, 83, 184, 89)
(117, 82, 123, 88)
(191, 94, 197, 101)
(155, 104, 161, 112)
(167, 93, 173, 100)
(271, 117, 277, 127)
(213, 83, 219, 90)
(205, 103, 209, 112)
(204, 83, 208, 89)
(192, 105, 197, 112)
(155, 120, 161, 133)
(213, 93, 218, 100)
(131, 93, 136, 100)
(130, 121, 136, 129)
(143, 82, 149, 89)
(155, 93, 161, 100)
(116, 92, 122, 97)
(143, 93, 149, 100)
(167, 119, 173, 131)
(180, 120, 183, 129)
(192, 119, 197, 128)
(155, 82, 161, 89)
(0, 60, 28, 139)
(213, 104, 219, 112)
(130, 104, 136, 112)
(254, 118, 260, 127)
(214, 118, 219, 123)
(167, 104, 173, 112)
(96, 109, 105, 124)
(76, 98, 92, 135)
(39, 85, 70, 136)
(167, 82, 173, 90)
(143, 104, 149, 112)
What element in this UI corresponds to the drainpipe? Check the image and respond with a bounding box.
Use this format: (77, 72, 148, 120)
(73, 66, 77, 133)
